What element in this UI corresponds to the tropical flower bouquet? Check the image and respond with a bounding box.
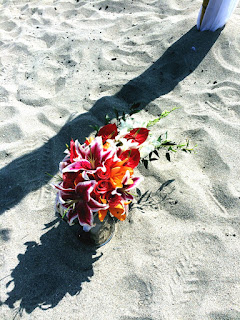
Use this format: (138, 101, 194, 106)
(53, 108, 194, 246)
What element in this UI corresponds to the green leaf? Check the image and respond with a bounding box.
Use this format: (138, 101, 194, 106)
(175, 140, 197, 153)
(161, 140, 176, 146)
(146, 107, 180, 128)
(159, 107, 179, 119)
(146, 117, 160, 128)
(45, 172, 54, 178)
(61, 206, 69, 219)
(177, 143, 187, 148)
(90, 125, 100, 134)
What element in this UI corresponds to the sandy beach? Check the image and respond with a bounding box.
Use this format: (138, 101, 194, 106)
(1, 1, 240, 319)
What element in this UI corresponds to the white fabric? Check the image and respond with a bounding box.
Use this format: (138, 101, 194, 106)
(197, 0, 239, 31)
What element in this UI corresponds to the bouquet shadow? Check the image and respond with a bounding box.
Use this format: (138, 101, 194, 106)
(4, 217, 100, 314)
(0, 26, 221, 217)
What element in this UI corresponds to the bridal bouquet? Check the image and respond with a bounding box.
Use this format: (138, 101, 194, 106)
(53, 108, 193, 232)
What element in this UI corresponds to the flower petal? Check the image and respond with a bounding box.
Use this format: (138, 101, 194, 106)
(98, 209, 108, 222)
(97, 123, 118, 143)
(75, 202, 94, 228)
(109, 203, 126, 221)
(123, 128, 149, 145)
(108, 194, 122, 207)
(121, 192, 134, 201)
(75, 140, 87, 159)
(75, 181, 96, 202)
(54, 183, 75, 193)
(122, 170, 130, 185)
(118, 149, 140, 168)
(62, 171, 79, 188)
(88, 197, 109, 211)
(70, 139, 78, 163)
(124, 176, 143, 191)
(62, 160, 92, 173)
(67, 208, 78, 224)
(86, 136, 105, 168)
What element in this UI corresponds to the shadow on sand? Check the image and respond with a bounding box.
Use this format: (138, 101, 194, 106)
(0, 27, 221, 216)
(2, 26, 221, 313)
(4, 217, 100, 314)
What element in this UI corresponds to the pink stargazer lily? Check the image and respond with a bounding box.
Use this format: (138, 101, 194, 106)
(55, 180, 108, 229)
(62, 137, 117, 173)
(82, 136, 116, 169)
(113, 170, 143, 201)
(62, 159, 92, 173)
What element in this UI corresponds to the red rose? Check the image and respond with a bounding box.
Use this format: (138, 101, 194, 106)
(96, 166, 111, 180)
(94, 180, 112, 195)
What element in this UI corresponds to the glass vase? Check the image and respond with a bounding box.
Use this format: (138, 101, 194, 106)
(56, 201, 115, 247)
(79, 213, 115, 247)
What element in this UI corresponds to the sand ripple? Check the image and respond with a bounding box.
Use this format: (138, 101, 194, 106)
(1, 1, 240, 319)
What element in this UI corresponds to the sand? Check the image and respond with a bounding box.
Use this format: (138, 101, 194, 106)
(1, 1, 240, 319)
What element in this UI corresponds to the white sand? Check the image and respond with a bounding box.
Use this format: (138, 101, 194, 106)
(1, 1, 240, 319)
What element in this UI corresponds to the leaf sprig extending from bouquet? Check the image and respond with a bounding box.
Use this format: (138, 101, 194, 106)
(142, 138, 196, 169)
(146, 107, 178, 128)
(98, 105, 196, 169)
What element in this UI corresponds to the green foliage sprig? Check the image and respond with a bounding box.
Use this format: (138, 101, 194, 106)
(90, 104, 196, 170)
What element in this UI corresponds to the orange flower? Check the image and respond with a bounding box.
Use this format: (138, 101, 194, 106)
(109, 203, 126, 221)
(98, 157, 134, 222)
(110, 160, 133, 189)
(98, 201, 126, 222)
(98, 209, 108, 222)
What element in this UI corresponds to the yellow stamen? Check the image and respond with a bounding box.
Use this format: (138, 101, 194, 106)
(103, 142, 111, 149)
